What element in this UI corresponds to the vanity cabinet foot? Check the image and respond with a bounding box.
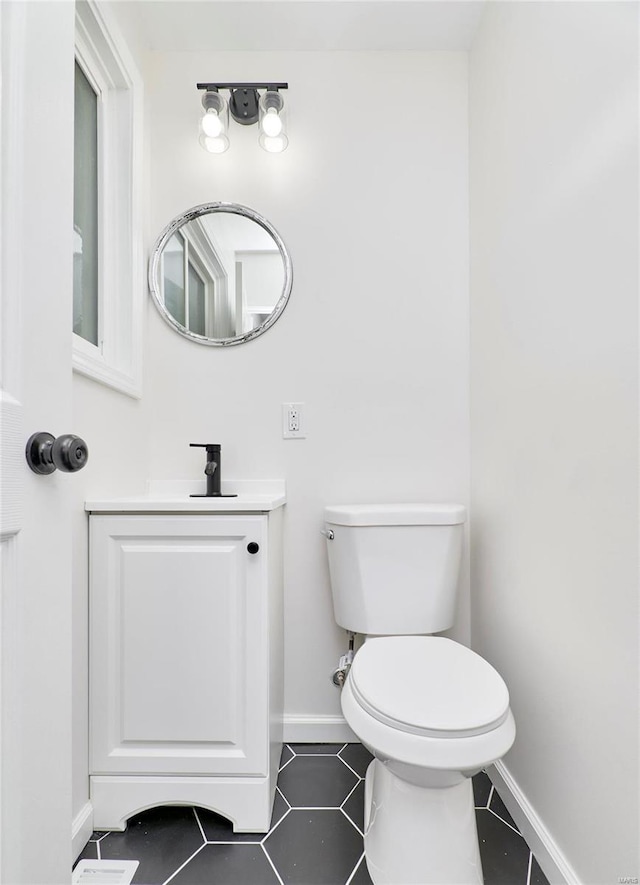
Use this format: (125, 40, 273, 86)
(91, 775, 276, 833)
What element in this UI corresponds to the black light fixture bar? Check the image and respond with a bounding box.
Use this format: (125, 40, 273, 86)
(197, 82, 288, 91)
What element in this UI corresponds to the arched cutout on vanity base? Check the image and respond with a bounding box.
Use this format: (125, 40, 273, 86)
(91, 777, 275, 834)
(117, 801, 244, 835)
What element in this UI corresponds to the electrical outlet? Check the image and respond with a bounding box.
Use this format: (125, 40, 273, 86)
(282, 402, 306, 439)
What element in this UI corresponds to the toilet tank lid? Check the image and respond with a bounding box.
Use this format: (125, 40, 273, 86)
(324, 503, 466, 526)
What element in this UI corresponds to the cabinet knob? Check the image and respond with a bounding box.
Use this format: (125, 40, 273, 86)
(247, 542, 260, 554)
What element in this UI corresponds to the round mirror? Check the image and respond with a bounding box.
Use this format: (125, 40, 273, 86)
(148, 202, 292, 346)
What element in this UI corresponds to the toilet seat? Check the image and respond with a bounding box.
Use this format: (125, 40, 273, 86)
(349, 636, 510, 739)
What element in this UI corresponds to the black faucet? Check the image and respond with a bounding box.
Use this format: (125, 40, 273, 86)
(189, 443, 237, 497)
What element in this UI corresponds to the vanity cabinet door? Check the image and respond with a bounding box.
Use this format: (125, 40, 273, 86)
(90, 515, 269, 776)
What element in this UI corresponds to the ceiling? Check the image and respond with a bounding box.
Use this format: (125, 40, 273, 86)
(112, 0, 485, 52)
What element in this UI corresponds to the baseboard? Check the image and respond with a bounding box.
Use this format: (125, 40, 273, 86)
(283, 715, 358, 743)
(72, 801, 94, 862)
(489, 761, 582, 885)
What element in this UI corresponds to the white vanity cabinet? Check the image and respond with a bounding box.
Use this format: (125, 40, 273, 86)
(87, 494, 284, 833)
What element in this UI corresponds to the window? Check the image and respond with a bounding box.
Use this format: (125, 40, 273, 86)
(161, 231, 214, 337)
(73, 0, 143, 397)
(73, 61, 99, 346)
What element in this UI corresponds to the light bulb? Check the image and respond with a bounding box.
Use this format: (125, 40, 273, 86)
(201, 109, 223, 138)
(199, 133, 230, 154)
(258, 91, 288, 151)
(261, 108, 283, 138)
(199, 91, 229, 153)
(259, 133, 288, 153)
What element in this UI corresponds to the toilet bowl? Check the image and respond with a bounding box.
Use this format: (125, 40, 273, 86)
(341, 636, 515, 884)
(323, 503, 516, 884)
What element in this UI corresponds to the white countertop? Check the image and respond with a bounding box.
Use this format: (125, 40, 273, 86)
(85, 480, 286, 513)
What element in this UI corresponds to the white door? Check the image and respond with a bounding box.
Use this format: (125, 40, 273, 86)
(0, 2, 76, 883)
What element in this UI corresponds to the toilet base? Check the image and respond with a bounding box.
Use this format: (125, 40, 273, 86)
(363, 759, 484, 885)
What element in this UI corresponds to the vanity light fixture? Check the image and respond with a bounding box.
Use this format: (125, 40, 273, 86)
(197, 83, 289, 154)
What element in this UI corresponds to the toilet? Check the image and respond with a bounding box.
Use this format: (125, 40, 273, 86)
(323, 503, 515, 885)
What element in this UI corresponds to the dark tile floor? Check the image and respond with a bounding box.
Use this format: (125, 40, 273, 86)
(76, 743, 551, 885)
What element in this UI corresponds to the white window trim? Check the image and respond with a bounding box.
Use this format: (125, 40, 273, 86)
(182, 222, 229, 336)
(182, 220, 232, 336)
(181, 238, 213, 336)
(73, 0, 143, 398)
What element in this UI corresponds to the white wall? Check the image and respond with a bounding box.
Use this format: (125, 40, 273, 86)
(143, 50, 470, 731)
(469, 3, 638, 882)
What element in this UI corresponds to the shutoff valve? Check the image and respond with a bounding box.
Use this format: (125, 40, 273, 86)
(332, 649, 355, 687)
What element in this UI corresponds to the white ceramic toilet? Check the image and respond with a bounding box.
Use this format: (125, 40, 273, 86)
(323, 503, 515, 885)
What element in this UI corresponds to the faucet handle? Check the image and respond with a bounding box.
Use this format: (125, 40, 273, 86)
(190, 443, 221, 453)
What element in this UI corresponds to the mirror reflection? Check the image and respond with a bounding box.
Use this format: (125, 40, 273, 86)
(149, 203, 292, 345)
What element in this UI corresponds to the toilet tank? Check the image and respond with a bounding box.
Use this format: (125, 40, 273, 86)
(324, 503, 466, 635)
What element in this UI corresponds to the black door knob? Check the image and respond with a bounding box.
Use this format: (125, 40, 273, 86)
(26, 432, 89, 475)
(52, 434, 89, 472)
(247, 542, 260, 554)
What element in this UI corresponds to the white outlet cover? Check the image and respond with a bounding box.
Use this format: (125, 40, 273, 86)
(282, 402, 306, 439)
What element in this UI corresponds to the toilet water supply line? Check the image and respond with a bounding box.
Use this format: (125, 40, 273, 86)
(332, 631, 356, 687)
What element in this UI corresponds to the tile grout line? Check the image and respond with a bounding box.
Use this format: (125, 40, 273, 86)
(487, 806, 524, 838)
(203, 839, 263, 845)
(340, 778, 363, 808)
(345, 852, 367, 885)
(287, 744, 348, 756)
(259, 787, 292, 842)
(283, 804, 358, 811)
(192, 807, 207, 844)
(339, 805, 364, 838)
(278, 746, 295, 770)
(278, 754, 296, 772)
(161, 842, 206, 885)
(337, 755, 365, 780)
(90, 833, 110, 844)
(261, 842, 285, 885)
(260, 806, 291, 843)
(287, 745, 347, 765)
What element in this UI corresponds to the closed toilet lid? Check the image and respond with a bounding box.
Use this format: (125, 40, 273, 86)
(348, 636, 510, 739)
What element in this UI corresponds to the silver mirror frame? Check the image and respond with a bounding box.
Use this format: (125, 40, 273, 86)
(148, 202, 293, 346)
